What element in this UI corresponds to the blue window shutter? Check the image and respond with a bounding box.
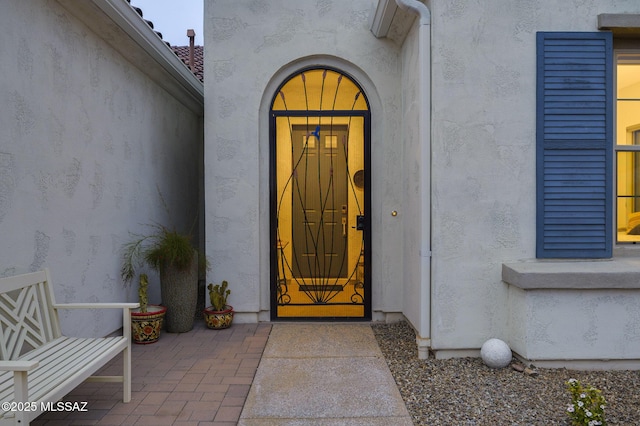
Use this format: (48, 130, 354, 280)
(536, 32, 613, 258)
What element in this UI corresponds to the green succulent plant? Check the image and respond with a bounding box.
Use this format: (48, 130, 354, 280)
(208, 280, 230, 311)
(138, 273, 149, 313)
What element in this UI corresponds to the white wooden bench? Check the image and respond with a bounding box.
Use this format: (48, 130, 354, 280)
(0, 269, 139, 425)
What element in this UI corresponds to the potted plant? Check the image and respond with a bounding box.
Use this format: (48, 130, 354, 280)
(130, 273, 167, 344)
(121, 224, 198, 333)
(203, 280, 234, 329)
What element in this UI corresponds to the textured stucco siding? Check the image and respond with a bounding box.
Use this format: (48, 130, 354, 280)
(204, 0, 405, 319)
(508, 285, 640, 362)
(204, 0, 640, 362)
(0, 0, 201, 337)
(428, 0, 640, 352)
(399, 21, 425, 334)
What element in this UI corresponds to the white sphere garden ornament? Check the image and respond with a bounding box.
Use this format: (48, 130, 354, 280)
(480, 338, 512, 368)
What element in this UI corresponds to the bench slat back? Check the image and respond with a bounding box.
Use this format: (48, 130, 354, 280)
(0, 269, 60, 360)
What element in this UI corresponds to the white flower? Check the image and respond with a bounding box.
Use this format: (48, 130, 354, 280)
(577, 401, 584, 407)
(568, 378, 577, 383)
(586, 410, 592, 417)
(600, 405, 605, 409)
(567, 406, 575, 413)
(589, 421, 595, 426)
(580, 393, 587, 398)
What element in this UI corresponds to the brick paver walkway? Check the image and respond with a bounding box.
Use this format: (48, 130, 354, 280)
(33, 322, 272, 426)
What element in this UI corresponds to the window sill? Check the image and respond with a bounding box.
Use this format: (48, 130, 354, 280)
(502, 257, 640, 290)
(598, 13, 640, 36)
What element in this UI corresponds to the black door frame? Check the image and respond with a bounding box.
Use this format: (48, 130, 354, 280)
(268, 68, 371, 321)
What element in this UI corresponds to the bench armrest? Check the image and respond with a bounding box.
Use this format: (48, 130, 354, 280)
(0, 360, 39, 371)
(53, 303, 140, 309)
(53, 303, 139, 341)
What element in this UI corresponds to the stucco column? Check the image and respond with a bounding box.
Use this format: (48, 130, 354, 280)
(395, 0, 432, 359)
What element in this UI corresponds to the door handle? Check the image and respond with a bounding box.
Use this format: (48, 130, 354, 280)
(342, 217, 347, 237)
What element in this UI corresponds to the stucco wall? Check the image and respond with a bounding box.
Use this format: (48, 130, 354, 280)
(399, 21, 426, 335)
(508, 285, 640, 365)
(428, 0, 640, 352)
(0, 0, 202, 337)
(204, 0, 404, 320)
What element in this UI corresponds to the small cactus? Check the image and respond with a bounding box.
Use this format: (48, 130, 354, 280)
(208, 280, 230, 311)
(138, 273, 149, 313)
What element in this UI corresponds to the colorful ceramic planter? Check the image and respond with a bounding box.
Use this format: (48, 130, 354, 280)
(203, 305, 234, 329)
(131, 305, 167, 344)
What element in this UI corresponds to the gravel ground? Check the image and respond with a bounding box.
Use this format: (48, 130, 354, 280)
(371, 321, 640, 425)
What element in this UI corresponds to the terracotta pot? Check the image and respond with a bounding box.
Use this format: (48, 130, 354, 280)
(131, 305, 167, 344)
(203, 305, 234, 329)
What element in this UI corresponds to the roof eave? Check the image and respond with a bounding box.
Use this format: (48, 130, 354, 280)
(57, 0, 204, 115)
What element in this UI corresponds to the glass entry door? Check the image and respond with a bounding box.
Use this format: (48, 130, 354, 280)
(270, 68, 370, 320)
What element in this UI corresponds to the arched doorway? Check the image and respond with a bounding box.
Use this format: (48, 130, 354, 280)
(270, 67, 371, 320)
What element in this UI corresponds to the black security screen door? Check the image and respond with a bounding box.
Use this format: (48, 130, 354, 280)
(270, 68, 371, 320)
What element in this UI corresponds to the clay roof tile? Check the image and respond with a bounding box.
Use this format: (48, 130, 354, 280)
(172, 45, 204, 82)
(129, 2, 204, 82)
